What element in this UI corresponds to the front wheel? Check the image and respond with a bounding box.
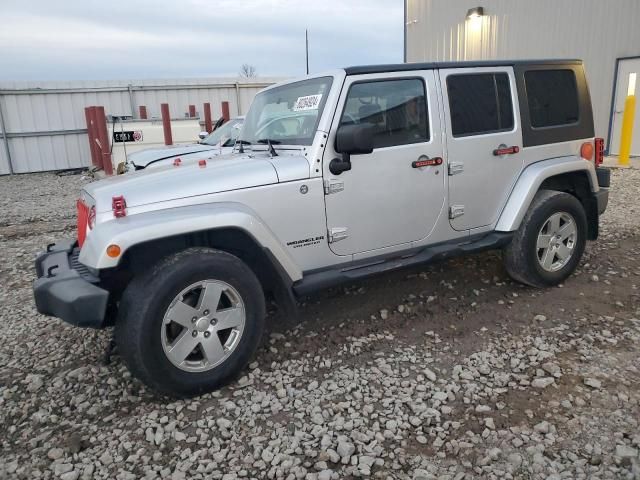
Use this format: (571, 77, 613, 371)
(503, 190, 587, 287)
(115, 247, 266, 397)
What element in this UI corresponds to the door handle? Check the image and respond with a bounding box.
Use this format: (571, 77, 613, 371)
(493, 145, 520, 156)
(412, 156, 442, 168)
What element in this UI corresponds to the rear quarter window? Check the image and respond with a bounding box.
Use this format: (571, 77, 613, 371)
(515, 64, 594, 147)
(525, 70, 579, 128)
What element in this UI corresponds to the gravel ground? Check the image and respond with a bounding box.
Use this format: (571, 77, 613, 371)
(1, 169, 639, 480)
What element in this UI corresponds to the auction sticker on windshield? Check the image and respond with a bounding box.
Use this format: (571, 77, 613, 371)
(293, 94, 323, 111)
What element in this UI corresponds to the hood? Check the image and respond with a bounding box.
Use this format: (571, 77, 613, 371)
(127, 143, 218, 168)
(85, 152, 310, 212)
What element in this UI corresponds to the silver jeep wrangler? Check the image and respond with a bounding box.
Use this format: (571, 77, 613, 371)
(34, 60, 610, 396)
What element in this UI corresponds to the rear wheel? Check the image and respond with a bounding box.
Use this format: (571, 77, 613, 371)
(503, 190, 587, 287)
(115, 247, 265, 397)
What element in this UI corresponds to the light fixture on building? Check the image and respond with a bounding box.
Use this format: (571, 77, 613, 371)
(466, 6, 485, 19)
(466, 6, 484, 33)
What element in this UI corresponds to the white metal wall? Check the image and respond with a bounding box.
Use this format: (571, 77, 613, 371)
(405, 0, 640, 148)
(0, 77, 284, 175)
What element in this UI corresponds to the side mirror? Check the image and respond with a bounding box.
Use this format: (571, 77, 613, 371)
(335, 123, 375, 155)
(198, 131, 208, 140)
(330, 124, 375, 175)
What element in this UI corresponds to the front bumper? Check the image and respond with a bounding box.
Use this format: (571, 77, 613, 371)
(33, 239, 109, 329)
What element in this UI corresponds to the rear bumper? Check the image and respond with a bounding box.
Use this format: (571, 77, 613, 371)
(33, 239, 109, 329)
(595, 167, 610, 215)
(596, 167, 610, 188)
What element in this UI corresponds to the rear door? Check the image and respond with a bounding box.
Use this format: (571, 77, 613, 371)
(439, 67, 523, 231)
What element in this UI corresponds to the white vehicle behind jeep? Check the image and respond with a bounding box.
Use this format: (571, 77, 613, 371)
(125, 117, 244, 172)
(34, 59, 610, 397)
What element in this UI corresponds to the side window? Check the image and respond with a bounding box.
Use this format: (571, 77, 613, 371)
(524, 70, 579, 128)
(447, 73, 514, 137)
(339, 78, 429, 149)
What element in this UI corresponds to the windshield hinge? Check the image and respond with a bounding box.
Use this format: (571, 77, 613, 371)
(323, 180, 344, 195)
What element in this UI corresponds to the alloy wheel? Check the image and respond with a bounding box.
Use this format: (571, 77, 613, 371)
(161, 280, 245, 372)
(536, 212, 577, 272)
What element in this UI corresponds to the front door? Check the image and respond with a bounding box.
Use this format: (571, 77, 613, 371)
(439, 67, 523, 231)
(323, 71, 445, 256)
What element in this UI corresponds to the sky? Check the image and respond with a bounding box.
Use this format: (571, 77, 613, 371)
(0, 0, 403, 81)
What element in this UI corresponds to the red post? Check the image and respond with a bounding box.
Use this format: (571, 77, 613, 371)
(161, 103, 173, 145)
(139, 105, 148, 119)
(221, 101, 230, 122)
(203, 102, 213, 133)
(94, 106, 113, 176)
(90, 107, 103, 169)
(84, 107, 100, 168)
(188, 105, 196, 118)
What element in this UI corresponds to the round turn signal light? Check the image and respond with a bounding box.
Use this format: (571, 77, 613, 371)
(106, 244, 121, 258)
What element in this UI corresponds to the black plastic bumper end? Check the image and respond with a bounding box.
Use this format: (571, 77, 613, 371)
(33, 240, 109, 329)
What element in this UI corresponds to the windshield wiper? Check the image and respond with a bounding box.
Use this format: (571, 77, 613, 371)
(257, 138, 280, 156)
(235, 139, 252, 154)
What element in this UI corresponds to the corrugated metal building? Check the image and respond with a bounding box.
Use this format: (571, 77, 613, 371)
(404, 0, 640, 155)
(0, 77, 283, 175)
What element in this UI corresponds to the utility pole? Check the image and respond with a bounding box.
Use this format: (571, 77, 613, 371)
(305, 29, 309, 75)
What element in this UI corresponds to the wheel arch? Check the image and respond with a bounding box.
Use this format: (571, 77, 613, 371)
(496, 157, 599, 239)
(105, 227, 298, 320)
(79, 203, 301, 319)
(538, 171, 599, 240)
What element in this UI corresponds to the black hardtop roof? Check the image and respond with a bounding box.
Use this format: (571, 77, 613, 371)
(344, 59, 582, 75)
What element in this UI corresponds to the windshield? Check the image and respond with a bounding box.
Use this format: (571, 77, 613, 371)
(201, 118, 243, 146)
(240, 76, 333, 146)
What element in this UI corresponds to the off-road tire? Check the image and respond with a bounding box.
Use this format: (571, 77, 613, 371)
(503, 190, 587, 287)
(115, 247, 265, 397)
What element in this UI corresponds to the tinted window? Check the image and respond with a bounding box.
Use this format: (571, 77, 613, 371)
(340, 79, 429, 149)
(447, 73, 514, 136)
(525, 69, 579, 127)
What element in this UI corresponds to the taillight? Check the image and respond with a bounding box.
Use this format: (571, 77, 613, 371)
(594, 138, 604, 166)
(580, 142, 594, 161)
(88, 206, 96, 229)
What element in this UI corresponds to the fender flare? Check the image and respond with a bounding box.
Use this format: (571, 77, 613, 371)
(78, 202, 303, 282)
(495, 156, 598, 232)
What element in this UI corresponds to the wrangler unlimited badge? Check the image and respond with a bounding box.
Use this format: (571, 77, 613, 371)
(287, 235, 325, 249)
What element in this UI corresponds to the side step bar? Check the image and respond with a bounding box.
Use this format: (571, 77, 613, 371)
(293, 232, 513, 297)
